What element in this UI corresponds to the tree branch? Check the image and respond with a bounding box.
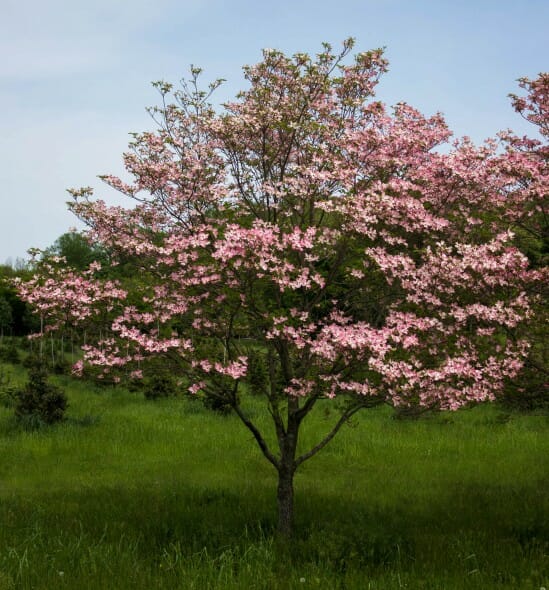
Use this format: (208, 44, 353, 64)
(294, 401, 368, 467)
(292, 393, 321, 424)
(232, 403, 280, 470)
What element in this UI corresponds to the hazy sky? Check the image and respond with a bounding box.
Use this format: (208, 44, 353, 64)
(1, 0, 547, 262)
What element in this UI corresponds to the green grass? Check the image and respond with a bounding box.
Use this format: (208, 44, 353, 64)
(0, 365, 547, 589)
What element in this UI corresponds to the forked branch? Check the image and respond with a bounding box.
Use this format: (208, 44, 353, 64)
(294, 401, 369, 467)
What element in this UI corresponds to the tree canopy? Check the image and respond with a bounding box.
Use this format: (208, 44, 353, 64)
(16, 41, 547, 534)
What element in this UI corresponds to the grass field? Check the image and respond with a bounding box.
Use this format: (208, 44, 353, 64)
(0, 361, 547, 589)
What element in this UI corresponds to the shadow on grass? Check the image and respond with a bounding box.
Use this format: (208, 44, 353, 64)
(1, 476, 547, 570)
(0, 414, 102, 435)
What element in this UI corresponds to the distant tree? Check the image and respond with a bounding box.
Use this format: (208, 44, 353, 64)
(0, 297, 12, 342)
(17, 41, 545, 535)
(0, 265, 34, 337)
(43, 230, 107, 271)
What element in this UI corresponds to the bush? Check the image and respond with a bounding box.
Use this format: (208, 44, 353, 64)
(0, 342, 20, 364)
(201, 377, 235, 415)
(0, 364, 17, 408)
(202, 389, 233, 415)
(127, 377, 144, 393)
(392, 404, 438, 420)
(22, 352, 42, 369)
(80, 364, 119, 387)
(51, 356, 71, 375)
(0, 386, 18, 409)
(247, 349, 268, 396)
(15, 362, 68, 425)
(22, 350, 72, 375)
(143, 373, 178, 400)
(500, 365, 549, 412)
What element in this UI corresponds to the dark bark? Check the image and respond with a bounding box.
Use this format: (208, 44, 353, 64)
(232, 402, 279, 470)
(231, 370, 377, 536)
(276, 463, 295, 537)
(276, 412, 298, 536)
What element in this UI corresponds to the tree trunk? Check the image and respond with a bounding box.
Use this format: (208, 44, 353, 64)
(276, 422, 298, 537)
(277, 465, 295, 537)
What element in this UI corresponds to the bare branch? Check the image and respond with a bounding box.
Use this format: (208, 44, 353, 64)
(292, 393, 320, 424)
(232, 403, 280, 470)
(294, 401, 376, 467)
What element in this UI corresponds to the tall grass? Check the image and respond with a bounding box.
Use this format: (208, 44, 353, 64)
(0, 368, 547, 589)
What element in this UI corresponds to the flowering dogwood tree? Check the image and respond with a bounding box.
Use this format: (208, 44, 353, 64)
(18, 41, 545, 535)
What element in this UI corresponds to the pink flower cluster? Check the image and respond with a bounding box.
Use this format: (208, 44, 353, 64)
(17, 47, 547, 411)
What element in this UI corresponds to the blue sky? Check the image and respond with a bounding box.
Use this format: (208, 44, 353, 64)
(1, 0, 547, 263)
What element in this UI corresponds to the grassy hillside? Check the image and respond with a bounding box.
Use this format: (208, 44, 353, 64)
(0, 364, 547, 589)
